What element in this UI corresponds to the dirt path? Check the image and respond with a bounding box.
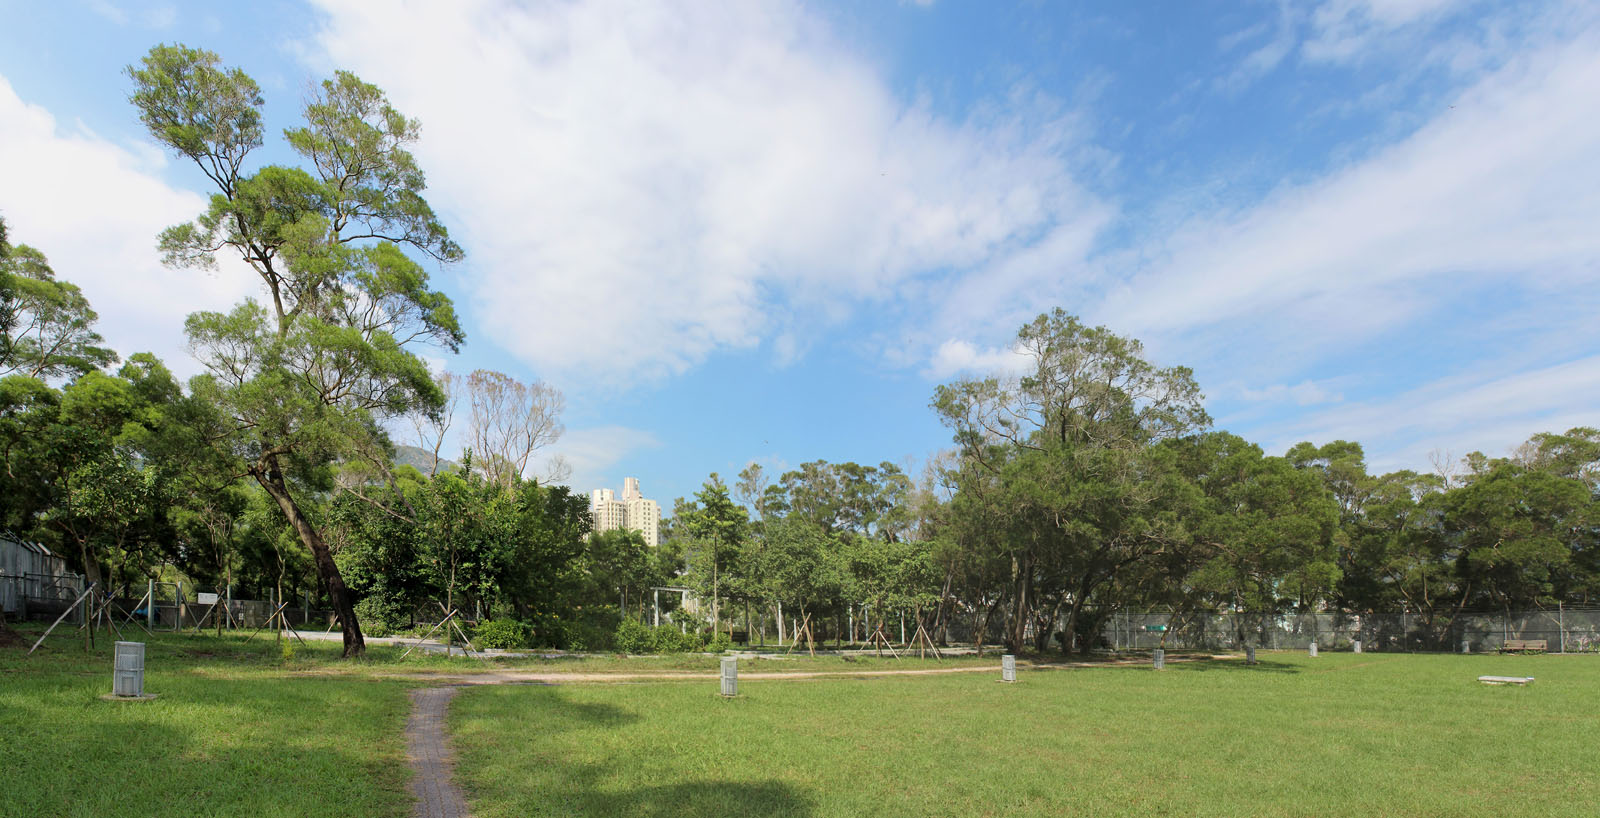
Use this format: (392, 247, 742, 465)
(405, 687, 471, 818)
(384, 654, 1212, 686)
(391, 653, 1225, 815)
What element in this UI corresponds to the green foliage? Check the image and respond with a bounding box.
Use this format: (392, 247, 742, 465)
(354, 595, 409, 637)
(127, 42, 466, 655)
(474, 618, 533, 650)
(676, 475, 749, 630)
(704, 632, 733, 654)
(653, 625, 703, 654)
(0, 243, 118, 380)
(614, 619, 654, 654)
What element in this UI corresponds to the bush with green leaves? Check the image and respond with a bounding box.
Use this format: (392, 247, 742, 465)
(615, 619, 655, 654)
(474, 619, 533, 650)
(705, 632, 733, 654)
(354, 596, 408, 638)
(652, 625, 703, 653)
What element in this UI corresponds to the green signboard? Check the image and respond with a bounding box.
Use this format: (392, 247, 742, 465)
(1143, 625, 1167, 632)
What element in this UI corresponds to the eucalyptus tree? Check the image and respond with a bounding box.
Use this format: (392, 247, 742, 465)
(0, 235, 117, 380)
(128, 45, 464, 655)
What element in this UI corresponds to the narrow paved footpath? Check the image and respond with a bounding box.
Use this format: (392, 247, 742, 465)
(406, 687, 470, 818)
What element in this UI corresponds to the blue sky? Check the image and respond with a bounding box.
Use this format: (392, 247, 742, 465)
(2, 0, 1598, 509)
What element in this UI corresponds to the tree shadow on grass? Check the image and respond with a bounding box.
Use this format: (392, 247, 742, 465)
(451, 684, 817, 817)
(1169, 657, 1300, 674)
(0, 675, 412, 817)
(546, 780, 816, 818)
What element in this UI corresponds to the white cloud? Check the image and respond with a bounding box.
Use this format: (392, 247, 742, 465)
(1254, 354, 1600, 473)
(304, 0, 1103, 385)
(532, 425, 661, 494)
(1215, 1, 1300, 92)
(1305, 0, 1463, 62)
(86, 0, 128, 26)
(924, 339, 1034, 381)
(0, 75, 255, 377)
(1097, 28, 1600, 357)
(1239, 380, 1344, 407)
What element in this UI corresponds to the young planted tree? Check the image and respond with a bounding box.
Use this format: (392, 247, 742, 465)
(129, 45, 464, 655)
(678, 475, 749, 632)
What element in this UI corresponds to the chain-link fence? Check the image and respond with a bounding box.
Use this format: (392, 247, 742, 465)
(1098, 609, 1600, 653)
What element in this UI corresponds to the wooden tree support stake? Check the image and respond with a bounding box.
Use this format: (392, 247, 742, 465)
(28, 582, 96, 655)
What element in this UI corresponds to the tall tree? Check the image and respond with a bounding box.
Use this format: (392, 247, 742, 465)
(933, 309, 1209, 652)
(463, 369, 566, 489)
(129, 45, 464, 655)
(0, 239, 117, 380)
(677, 475, 749, 632)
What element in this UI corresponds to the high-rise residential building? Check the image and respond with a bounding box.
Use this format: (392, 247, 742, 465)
(590, 478, 661, 546)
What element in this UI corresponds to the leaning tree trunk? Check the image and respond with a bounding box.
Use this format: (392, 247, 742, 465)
(257, 465, 364, 657)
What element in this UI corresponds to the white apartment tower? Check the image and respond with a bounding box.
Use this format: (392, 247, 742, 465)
(590, 477, 661, 546)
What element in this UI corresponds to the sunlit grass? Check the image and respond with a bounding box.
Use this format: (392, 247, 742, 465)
(0, 629, 412, 818)
(450, 652, 1600, 818)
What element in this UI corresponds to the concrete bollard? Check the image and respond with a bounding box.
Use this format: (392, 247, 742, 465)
(1308, 642, 1318, 658)
(1246, 645, 1257, 665)
(1461, 639, 1471, 654)
(1001, 654, 1016, 683)
(113, 641, 145, 697)
(1353, 640, 1363, 654)
(1153, 648, 1165, 670)
(720, 656, 737, 697)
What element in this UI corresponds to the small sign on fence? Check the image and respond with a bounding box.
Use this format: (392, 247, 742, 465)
(197, 592, 219, 605)
(1144, 625, 1167, 632)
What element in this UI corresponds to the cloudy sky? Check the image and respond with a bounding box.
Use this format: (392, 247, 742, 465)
(2, 0, 1597, 506)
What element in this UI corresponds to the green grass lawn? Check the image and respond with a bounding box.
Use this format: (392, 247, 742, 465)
(0, 629, 414, 818)
(8, 627, 1597, 818)
(449, 652, 1600, 817)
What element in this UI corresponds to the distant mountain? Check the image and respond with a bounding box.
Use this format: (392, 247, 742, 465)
(394, 445, 459, 475)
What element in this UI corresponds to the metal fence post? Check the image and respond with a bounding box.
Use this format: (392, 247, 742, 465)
(146, 579, 155, 631)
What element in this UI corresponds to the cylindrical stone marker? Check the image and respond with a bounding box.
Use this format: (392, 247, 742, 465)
(1353, 640, 1363, 654)
(720, 656, 737, 697)
(1461, 639, 1471, 654)
(1308, 642, 1318, 658)
(113, 641, 145, 697)
(1001, 654, 1016, 682)
(1153, 648, 1165, 670)
(1246, 645, 1257, 665)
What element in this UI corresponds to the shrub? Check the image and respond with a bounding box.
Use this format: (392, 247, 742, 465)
(615, 619, 655, 654)
(653, 625, 703, 653)
(475, 618, 533, 650)
(354, 595, 408, 638)
(705, 632, 733, 654)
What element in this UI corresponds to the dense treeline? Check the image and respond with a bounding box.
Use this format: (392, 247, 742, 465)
(662, 311, 1597, 654)
(3, 45, 1596, 657)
